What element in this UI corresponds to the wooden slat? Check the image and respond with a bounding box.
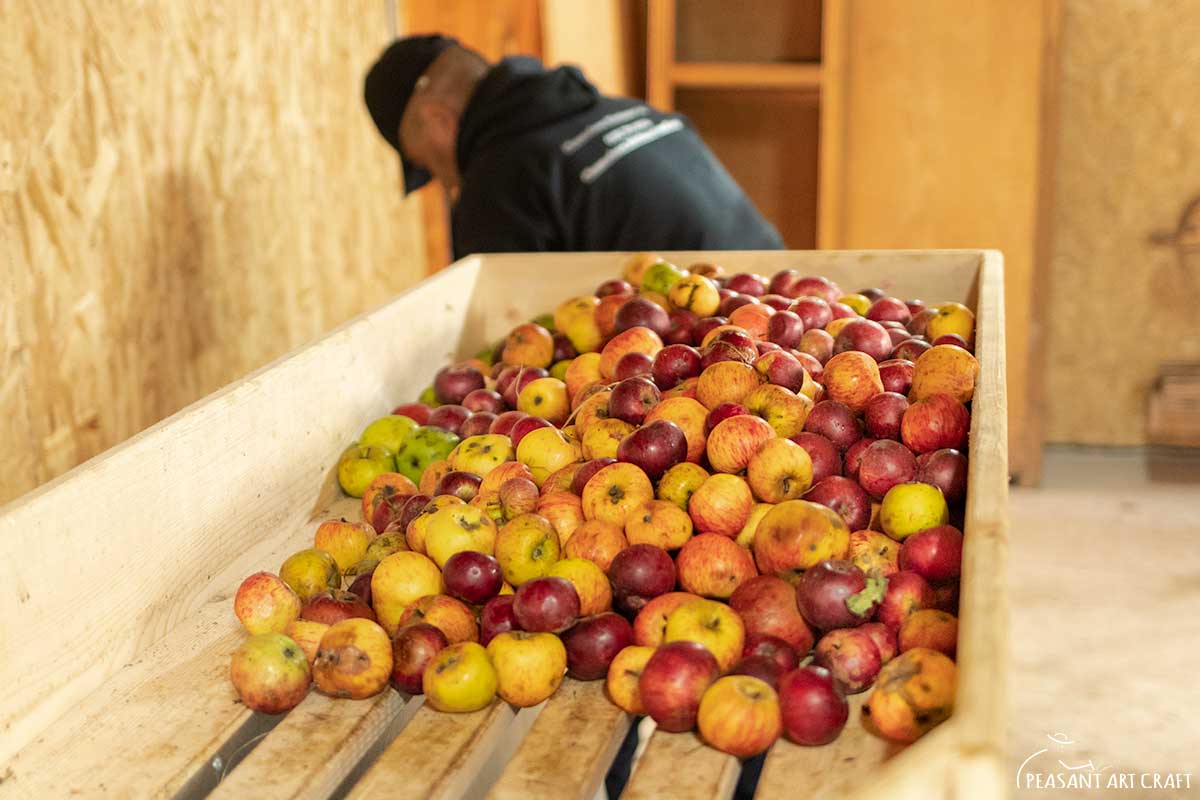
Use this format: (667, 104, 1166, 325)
(487, 679, 631, 800)
(754, 693, 900, 799)
(211, 691, 414, 800)
(671, 61, 821, 90)
(817, 0, 848, 248)
(622, 727, 740, 800)
(346, 700, 518, 800)
(645, 0, 677, 110)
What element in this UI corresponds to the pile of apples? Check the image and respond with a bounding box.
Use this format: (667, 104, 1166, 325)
(230, 253, 979, 759)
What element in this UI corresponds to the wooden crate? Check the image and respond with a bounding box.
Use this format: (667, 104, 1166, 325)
(0, 250, 1008, 799)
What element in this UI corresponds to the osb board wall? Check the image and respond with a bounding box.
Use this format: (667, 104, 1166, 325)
(1044, 0, 1200, 444)
(0, 1, 425, 506)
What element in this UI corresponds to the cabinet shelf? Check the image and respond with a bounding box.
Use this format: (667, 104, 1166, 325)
(671, 61, 822, 91)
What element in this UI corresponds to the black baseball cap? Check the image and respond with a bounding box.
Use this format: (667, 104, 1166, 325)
(364, 35, 459, 194)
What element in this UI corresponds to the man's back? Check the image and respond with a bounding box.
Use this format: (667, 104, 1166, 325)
(451, 57, 784, 259)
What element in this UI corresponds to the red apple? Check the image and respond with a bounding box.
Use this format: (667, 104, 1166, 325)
(652, 344, 703, 390)
(561, 612, 635, 680)
(459, 413, 496, 438)
(901, 394, 970, 454)
(859, 621, 898, 663)
(795, 559, 884, 631)
(905, 299, 927, 316)
(443, 551, 504, 605)
(931, 333, 971, 351)
(610, 376, 661, 425)
(664, 309, 699, 346)
(793, 351, 825, 382)
(617, 420, 687, 481)
(778, 665, 848, 745)
(878, 358, 916, 394)
(392, 493, 432, 534)
(639, 640, 722, 732)
(898, 524, 963, 582)
(615, 296, 671, 338)
(754, 350, 809, 393)
(842, 437, 879, 482)
(608, 544, 677, 616)
(730, 655, 786, 690)
(907, 308, 937, 337)
(859, 288, 886, 303)
(862, 392, 909, 440)
(866, 297, 912, 326)
(789, 432, 842, 484)
(614, 351, 655, 380)
(803, 476, 871, 532)
(856, 440, 918, 500)
(490, 410, 529, 437)
(301, 589, 376, 625)
(434, 364, 486, 405)
(428, 404, 470, 435)
(392, 403, 433, 425)
(829, 302, 857, 320)
(462, 389, 504, 414)
(700, 341, 750, 369)
(597, 278, 634, 297)
(767, 310, 805, 348)
(434, 470, 483, 502)
(779, 274, 842, 304)
(512, 577, 581, 633)
(480, 595, 521, 646)
(874, 570, 935, 630)
(729, 576, 814, 654)
(915, 448, 968, 503)
(348, 569, 374, 606)
(759, 293, 794, 312)
(692, 316, 729, 345)
(391, 622, 449, 693)
(728, 273, 768, 296)
(833, 319, 893, 362)
(571, 457, 618, 496)
(798, 328, 835, 365)
(743, 633, 799, 673)
(803, 400, 862, 451)
(813, 628, 883, 693)
(509, 415, 554, 449)
(704, 402, 748, 434)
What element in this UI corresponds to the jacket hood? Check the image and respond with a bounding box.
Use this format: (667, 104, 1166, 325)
(457, 56, 600, 169)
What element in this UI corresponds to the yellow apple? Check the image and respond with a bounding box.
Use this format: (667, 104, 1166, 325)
(536, 490, 585, 544)
(664, 598, 746, 672)
(657, 462, 710, 511)
(926, 301, 976, 346)
(743, 383, 813, 439)
(423, 642, 499, 713)
(909, 344, 980, 404)
(606, 645, 656, 714)
(547, 557, 613, 616)
(518, 377, 571, 426)
(625, 499, 694, 550)
(879, 482, 949, 541)
(516, 427, 582, 486)
(581, 417, 637, 460)
(822, 351, 884, 412)
(372, 550, 444, 636)
(404, 494, 464, 554)
(486, 631, 568, 707)
(837, 293, 871, 315)
(746, 438, 813, 503)
(565, 352, 604, 400)
(450, 434, 515, 478)
(668, 274, 721, 317)
(423, 503, 498, 569)
(688, 473, 754, 538)
(695, 361, 763, 410)
(735, 503, 774, 549)
(234, 572, 302, 635)
(495, 512, 561, 586)
(581, 462, 655, 527)
(502, 323, 555, 368)
(313, 519, 375, 573)
(279, 548, 340, 603)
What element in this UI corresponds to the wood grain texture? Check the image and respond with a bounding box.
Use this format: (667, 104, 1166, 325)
(0, 0, 426, 507)
(1044, 0, 1200, 445)
(645, 0, 677, 110)
(820, 0, 1055, 483)
(486, 679, 632, 800)
(542, 0, 638, 97)
(674, 0, 822, 63)
(622, 728, 740, 800)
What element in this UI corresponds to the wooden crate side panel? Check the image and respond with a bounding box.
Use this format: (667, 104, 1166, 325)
(0, 262, 478, 764)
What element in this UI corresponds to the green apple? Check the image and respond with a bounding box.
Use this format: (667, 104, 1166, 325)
(550, 360, 571, 381)
(419, 386, 440, 407)
(475, 345, 497, 366)
(395, 426, 461, 484)
(337, 444, 395, 498)
(532, 313, 557, 332)
(360, 414, 419, 456)
(641, 261, 689, 296)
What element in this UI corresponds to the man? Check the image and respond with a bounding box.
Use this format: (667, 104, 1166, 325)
(364, 35, 784, 260)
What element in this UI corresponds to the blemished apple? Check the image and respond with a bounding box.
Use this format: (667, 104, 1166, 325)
(235, 572, 302, 635)
(230, 632, 311, 714)
(617, 419, 688, 481)
(394, 426, 461, 485)
(789, 432, 842, 484)
(832, 319, 893, 362)
(729, 576, 815, 654)
(442, 551, 504, 605)
(494, 512, 560, 587)
(848, 529, 901, 579)
(606, 645, 656, 714)
(857, 440, 918, 500)
(395, 594, 478, 644)
(752, 499, 851, 575)
(479, 595, 521, 646)
(803, 400, 862, 452)
(512, 576, 581, 633)
(607, 543, 677, 615)
(486, 630, 568, 706)
(864, 647, 955, 743)
(562, 612, 636, 680)
(675, 533, 757, 599)
(916, 448, 969, 503)
(859, 621, 898, 663)
(875, 570, 936, 630)
(898, 524, 963, 582)
(280, 548, 340, 603)
(813, 628, 883, 693)
(391, 622, 449, 694)
(423, 642, 499, 713)
(777, 664, 849, 746)
(313, 618, 394, 700)
(300, 589, 377, 625)
(638, 640, 722, 732)
(898, 609, 958, 658)
(697, 675, 783, 758)
(795, 559, 886, 631)
(802, 476, 871, 532)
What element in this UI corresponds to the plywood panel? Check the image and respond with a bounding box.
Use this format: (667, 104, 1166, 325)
(820, 0, 1056, 482)
(675, 0, 822, 63)
(676, 88, 819, 249)
(1044, 0, 1200, 445)
(0, 0, 425, 506)
(542, 0, 639, 97)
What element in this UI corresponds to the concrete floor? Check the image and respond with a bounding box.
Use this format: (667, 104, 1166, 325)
(1008, 446, 1200, 798)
